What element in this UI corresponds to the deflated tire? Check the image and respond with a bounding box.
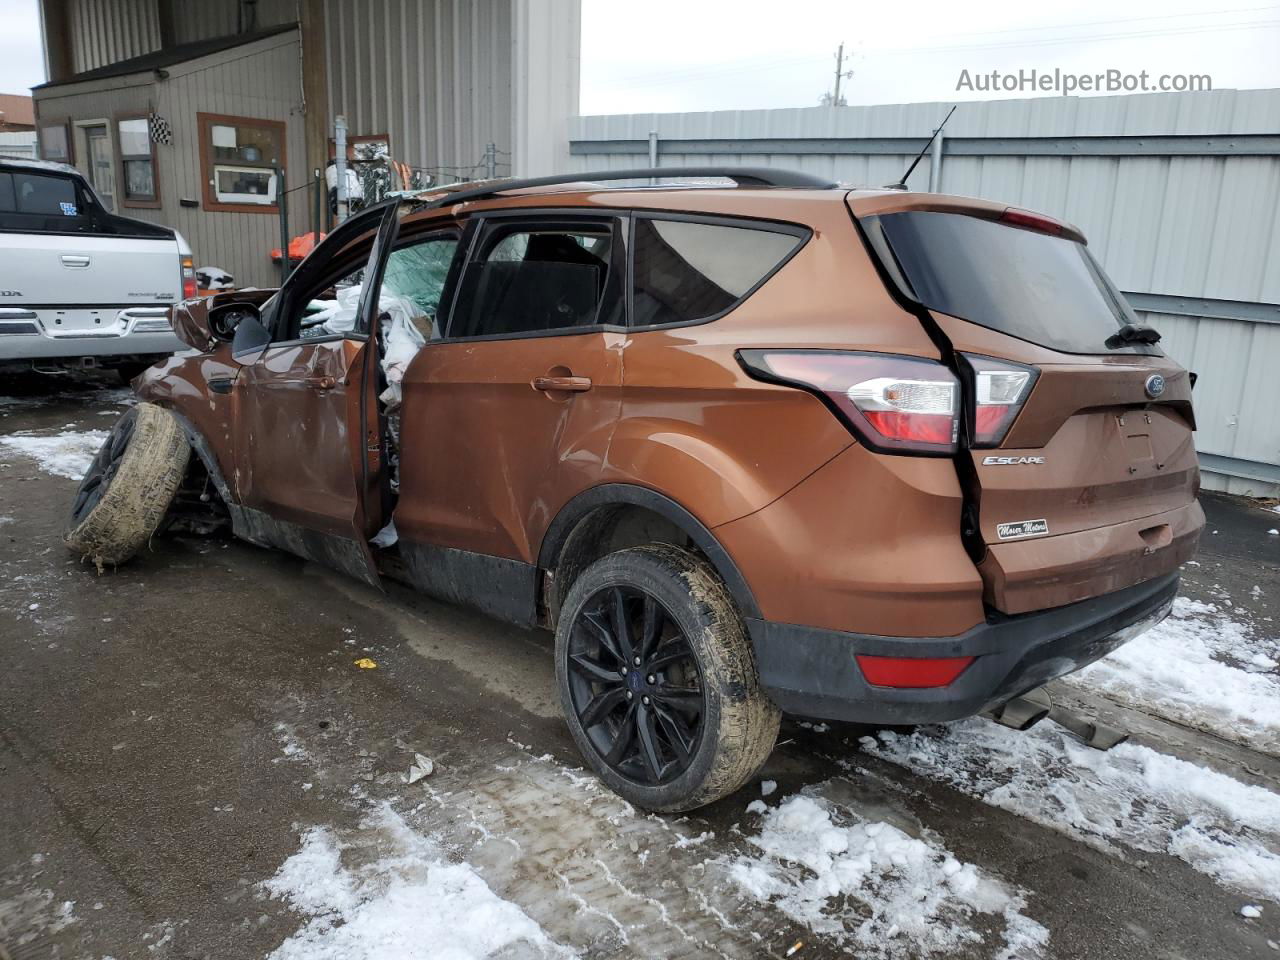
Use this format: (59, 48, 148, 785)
(64, 402, 191, 571)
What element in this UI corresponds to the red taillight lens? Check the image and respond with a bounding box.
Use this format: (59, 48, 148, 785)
(856, 654, 975, 688)
(738, 350, 960, 456)
(961, 354, 1038, 447)
(181, 255, 197, 299)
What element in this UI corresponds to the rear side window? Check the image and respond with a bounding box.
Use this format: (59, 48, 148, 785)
(448, 218, 624, 339)
(5, 172, 81, 216)
(869, 211, 1151, 355)
(631, 217, 804, 327)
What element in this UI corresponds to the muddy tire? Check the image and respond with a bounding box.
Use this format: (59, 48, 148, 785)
(64, 402, 190, 570)
(555, 544, 780, 812)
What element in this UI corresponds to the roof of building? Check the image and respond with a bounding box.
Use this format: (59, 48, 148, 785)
(33, 23, 298, 90)
(0, 93, 35, 128)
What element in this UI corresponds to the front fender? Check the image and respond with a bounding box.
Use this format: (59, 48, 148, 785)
(134, 349, 240, 502)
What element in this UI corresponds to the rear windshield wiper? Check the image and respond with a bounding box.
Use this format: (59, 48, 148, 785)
(1106, 323, 1162, 349)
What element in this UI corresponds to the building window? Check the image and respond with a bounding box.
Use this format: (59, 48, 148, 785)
(38, 122, 70, 162)
(117, 115, 158, 206)
(198, 112, 285, 212)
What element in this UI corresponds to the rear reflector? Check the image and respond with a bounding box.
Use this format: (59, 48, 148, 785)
(856, 654, 975, 688)
(737, 350, 960, 456)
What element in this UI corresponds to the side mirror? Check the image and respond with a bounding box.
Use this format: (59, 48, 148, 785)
(229, 308, 271, 364)
(172, 289, 277, 352)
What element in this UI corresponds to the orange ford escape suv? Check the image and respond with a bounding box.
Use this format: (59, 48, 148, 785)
(66, 167, 1204, 811)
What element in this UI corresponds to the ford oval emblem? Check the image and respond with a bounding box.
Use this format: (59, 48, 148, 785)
(1144, 374, 1166, 399)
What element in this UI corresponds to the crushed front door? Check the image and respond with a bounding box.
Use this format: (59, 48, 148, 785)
(229, 204, 401, 586)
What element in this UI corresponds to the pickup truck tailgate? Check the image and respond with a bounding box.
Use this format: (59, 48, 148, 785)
(2, 232, 181, 319)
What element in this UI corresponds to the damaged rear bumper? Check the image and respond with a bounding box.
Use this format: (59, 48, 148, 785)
(746, 572, 1178, 724)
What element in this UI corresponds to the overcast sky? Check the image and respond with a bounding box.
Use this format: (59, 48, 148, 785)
(2, 0, 1277, 112)
(581, 0, 1280, 113)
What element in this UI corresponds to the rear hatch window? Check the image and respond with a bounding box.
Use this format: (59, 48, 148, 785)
(865, 210, 1155, 356)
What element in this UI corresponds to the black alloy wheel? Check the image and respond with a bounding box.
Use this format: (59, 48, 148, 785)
(565, 584, 706, 786)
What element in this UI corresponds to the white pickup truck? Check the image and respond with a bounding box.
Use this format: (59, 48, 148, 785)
(0, 158, 192, 381)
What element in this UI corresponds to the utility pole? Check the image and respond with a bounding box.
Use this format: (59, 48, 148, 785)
(828, 42, 854, 107)
(334, 115, 348, 224)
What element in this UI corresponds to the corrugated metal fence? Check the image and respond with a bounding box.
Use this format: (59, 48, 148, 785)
(0, 132, 38, 160)
(570, 89, 1280, 496)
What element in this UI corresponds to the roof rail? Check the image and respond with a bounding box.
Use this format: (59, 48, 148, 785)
(416, 166, 838, 209)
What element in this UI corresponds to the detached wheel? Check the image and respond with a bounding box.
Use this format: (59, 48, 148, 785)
(555, 544, 780, 812)
(65, 402, 190, 570)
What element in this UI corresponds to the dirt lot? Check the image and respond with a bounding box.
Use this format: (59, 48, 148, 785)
(2, 375, 1278, 960)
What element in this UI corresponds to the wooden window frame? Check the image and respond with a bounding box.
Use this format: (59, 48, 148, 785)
(114, 111, 160, 209)
(198, 111, 287, 214)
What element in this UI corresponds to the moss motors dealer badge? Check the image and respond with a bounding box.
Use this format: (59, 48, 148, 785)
(996, 518, 1049, 540)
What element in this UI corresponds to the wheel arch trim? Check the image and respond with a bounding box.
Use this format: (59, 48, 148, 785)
(164, 409, 234, 505)
(538, 483, 762, 621)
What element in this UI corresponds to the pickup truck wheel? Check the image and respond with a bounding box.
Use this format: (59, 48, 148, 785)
(555, 544, 780, 812)
(65, 402, 190, 570)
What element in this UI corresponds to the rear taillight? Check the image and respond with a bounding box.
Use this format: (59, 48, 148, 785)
(181, 255, 197, 299)
(738, 350, 960, 455)
(961, 354, 1038, 447)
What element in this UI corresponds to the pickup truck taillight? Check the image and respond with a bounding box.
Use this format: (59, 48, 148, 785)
(180, 255, 197, 299)
(737, 350, 960, 456)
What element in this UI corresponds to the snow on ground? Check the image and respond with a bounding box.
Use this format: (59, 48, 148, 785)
(0, 887, 77, 951)
(860, 719, 1280, 900)
(263, 804, 572, 960)
(730, 793, 1048, 959)
(0, 430, 107, 481)
(1067, 596, 1280, 754)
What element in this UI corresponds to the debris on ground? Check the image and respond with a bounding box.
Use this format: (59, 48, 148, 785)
(406, 753, 434, 784)
(353, 658, 377, 670)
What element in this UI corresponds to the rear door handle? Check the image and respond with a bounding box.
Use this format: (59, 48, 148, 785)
(532, 375, 592, 393)
(207, 377, 234, 394)
(61, 255, 91, 268)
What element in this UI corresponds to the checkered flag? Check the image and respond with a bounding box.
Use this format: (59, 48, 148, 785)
(148, 113, 172, 145)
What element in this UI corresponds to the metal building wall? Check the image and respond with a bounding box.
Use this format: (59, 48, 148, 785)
(167, 0, 297, 45)
(570, 89, 1280, 496)
(34, 30, 309, 288)
(67, 0, 160, 74)
(152, 30, 309, 287)
(0, 132, 39, 159)
(322, 0, 515, 180)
